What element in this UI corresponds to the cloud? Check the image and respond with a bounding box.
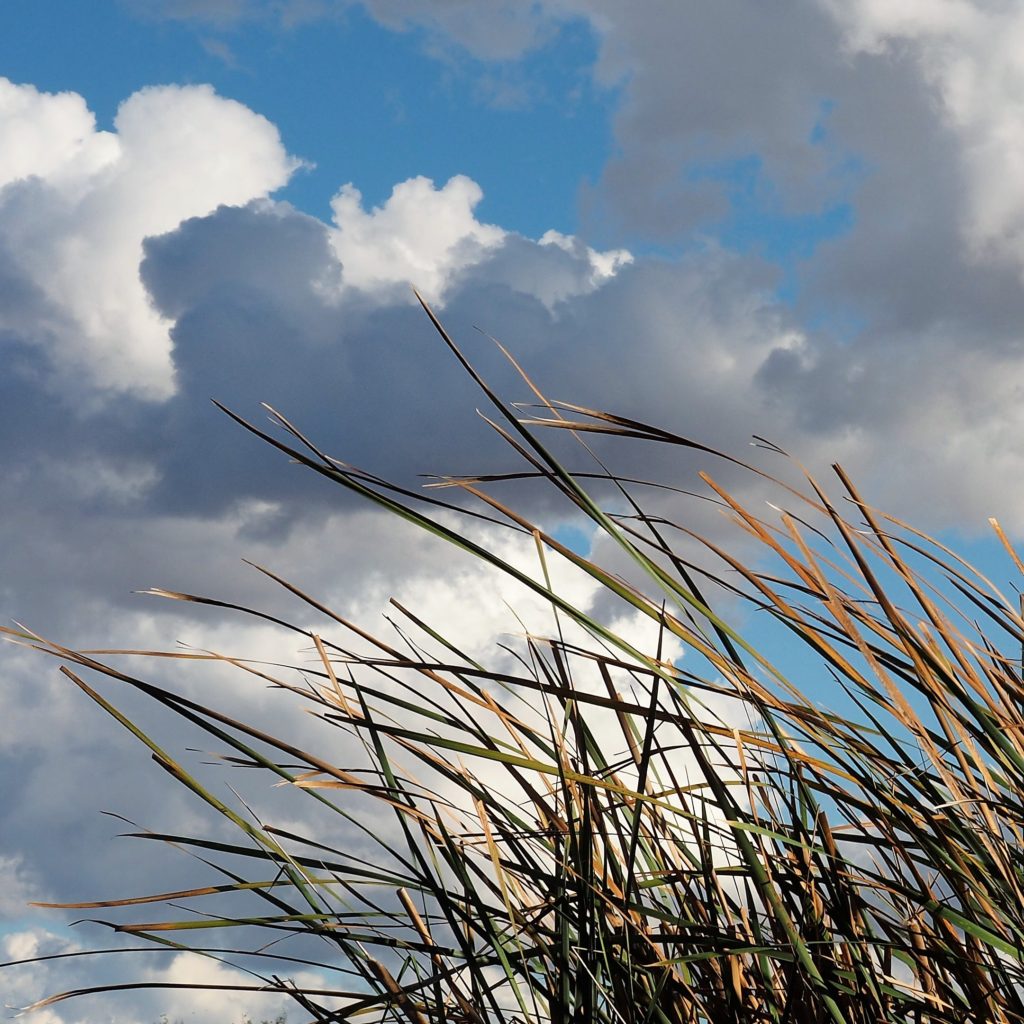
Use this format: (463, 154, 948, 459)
(0, 79, 300, 400)
(0, 503, 698, 1024)
(282, 2, 1024, 381)
(2, 927, 323, 1023)
(142, 952, 325, 1023)
(322, 177, 631, 308)
(0, 80, 117, 189)
(2, 929, 82, 1024)
(818, 0, 981, 49)
(120, 181, 643, 521)
(0, 854, 45, 917)
(565, 1, 855, 240)
(327, 174, 505, 303)
(555, 1, 1024, 354)
(4, 48, 1024, 659)
(820, 0, 1024, 278)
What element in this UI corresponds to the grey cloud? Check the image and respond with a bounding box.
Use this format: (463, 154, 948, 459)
(0, 203, 86, 405)
(135, 198, 800, 524)
(0, 241, 71, 352)
(573, 1, 1024, 369)
(0, 190, 797, 729)
(131, 0, 1024, 354)
(577, 0, 853, 240)
(134, 189, 1023, 541)
(121, 0, 1024, 362)
(0, 220, 809, 1012)
(7, 175, 1023, 1009)
(141, 200, 342, 324)
(799, 73, 1024, 341)
(358, 0, 560, 60)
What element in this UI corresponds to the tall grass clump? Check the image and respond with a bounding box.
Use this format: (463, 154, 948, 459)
(7, 299, 1024, 1023)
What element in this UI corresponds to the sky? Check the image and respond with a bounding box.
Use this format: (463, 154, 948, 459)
(5, 1, 1024, 1020)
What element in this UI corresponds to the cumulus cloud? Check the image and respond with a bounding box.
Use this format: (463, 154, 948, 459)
(334, 509, 682, 668)
(0, 80, 117, 189)
(328, 174, 505, 303)
(566, 1, 853, 238)
(0, 79, 300, 399)
(0, 502, 708, 1024)
(2, 929, 82, 1024)
(321, 176, 634, 308)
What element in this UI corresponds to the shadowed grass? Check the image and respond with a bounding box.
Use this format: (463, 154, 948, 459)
(6, 301, 1024, 1022)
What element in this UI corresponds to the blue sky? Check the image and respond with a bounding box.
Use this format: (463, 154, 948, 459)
(6, 1, 1024, 1021)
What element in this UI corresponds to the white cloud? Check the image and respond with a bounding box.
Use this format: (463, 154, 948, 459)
(818, 0, 981, 52)
(0, 505, 712, 1023)
(2, 928, 83, 1024)
(142, 952, 316, 1023)
(122, 0, 1024, 301)
(0, 79, 118, 193)
(328, 174, 505, 303)
(0, 79, 300, 400)
(2, 928, 328, 1023)
(338, 512, 645, 659)
(324, 177, 634, 309)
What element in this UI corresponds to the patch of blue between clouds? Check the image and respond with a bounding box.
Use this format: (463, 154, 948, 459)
(0, 914, 60, 942)
(0, 3, 615, 241)
(549, 522, 594, 557)
(728, 516, 1024, 753)
(933, 527, 1024, 617)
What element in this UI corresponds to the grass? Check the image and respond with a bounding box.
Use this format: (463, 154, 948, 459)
(6, 297, 1024, 1022)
